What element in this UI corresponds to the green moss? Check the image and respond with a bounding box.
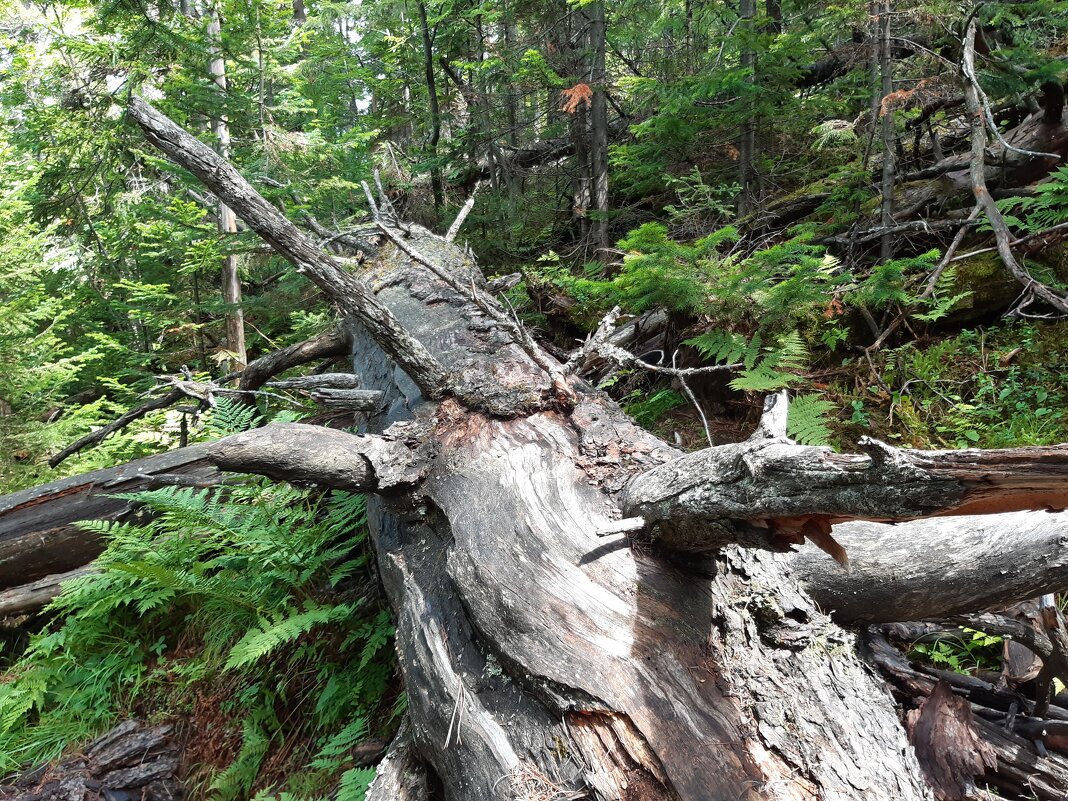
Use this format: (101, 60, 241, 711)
(948, 251, 1020, 320)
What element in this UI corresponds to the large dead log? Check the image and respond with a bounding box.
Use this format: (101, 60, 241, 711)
(110, 97, 1068, 800)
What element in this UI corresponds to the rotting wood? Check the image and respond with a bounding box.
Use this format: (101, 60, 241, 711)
(0, 567, 93, 619)
(0, 720, 181, 801)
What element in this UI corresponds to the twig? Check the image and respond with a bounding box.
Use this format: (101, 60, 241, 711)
(961, 21, 1068, 316)
(951, 219, 1068, 265)
(595, 343, 741, 379)
(673, 349, 714, 448)
(445, 180, 483, 242)
(48, 388, 185, 468)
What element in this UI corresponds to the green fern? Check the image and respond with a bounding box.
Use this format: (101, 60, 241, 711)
(210, 708, 275, 801)
(686, 329, 809, 392)
(203, 396, 262, 438)
(912, 266, 972, 323)
(997, 166, 1068, 232)
(336, 767, 376, 801)
(685, 330, 761, 369)
(225, 603, 361, 671)
(787, 394, 836, 446)
(0, 479, 396, 800)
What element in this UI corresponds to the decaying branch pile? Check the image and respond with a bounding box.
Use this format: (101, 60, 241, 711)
(4, 95, 1068, 800)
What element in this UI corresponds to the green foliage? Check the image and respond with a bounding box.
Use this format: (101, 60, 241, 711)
(623, 388, 686, 427)
(997, 165, 1068, 233)
(0, 482, 395, 799)
(787, 394, 835, 446)
(911, 629, 1003, 675)
(829, 322, 1068, 449)
(202, 397, 264, 439)
(686, 329, 810, 392)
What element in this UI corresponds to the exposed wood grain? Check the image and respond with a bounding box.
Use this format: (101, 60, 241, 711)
(793, 511, 1068, 623)
(207, 422, 424, 492)
(349, 228, 931, 800)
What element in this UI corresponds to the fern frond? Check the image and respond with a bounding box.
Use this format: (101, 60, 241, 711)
(787, 394, 836, 446)
(336, 767, 376, 801)
(224, 602, 360, 671)
(204, 397, 262, 438)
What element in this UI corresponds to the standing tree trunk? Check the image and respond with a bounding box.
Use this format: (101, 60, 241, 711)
(878, 0, 895, 262)
(589, 1, 610, 253)
(417, 1, 444, 212)
(738, 0, 758, 215)
(207, 8, 246, 370)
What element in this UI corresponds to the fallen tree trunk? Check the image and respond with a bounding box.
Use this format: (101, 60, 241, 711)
(0, 720, 181, 801)
(0, 445, 217, 587)
(11, 94, 1048, 799)
(795, 511, 1068, 623)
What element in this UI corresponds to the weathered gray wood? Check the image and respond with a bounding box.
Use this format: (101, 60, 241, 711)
(308, 388, 384, 410)
(794, 511, 1068, 623)
(207, 422, 425, 492)
(343, 226, 931, 800)
(0, 567, 93, 618)
(267, 372, 362, 390)
(365, 721, 427, 801)
(623, 434, 1068, 553)
(0, 445, 217, 587)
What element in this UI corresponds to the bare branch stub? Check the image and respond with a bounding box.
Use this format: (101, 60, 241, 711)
(207, 422, 429, 492)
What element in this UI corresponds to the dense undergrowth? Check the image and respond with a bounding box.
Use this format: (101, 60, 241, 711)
(0, 445, 396, 799)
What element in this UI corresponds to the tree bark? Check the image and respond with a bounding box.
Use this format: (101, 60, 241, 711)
(107, 102, 1068, 799)
(878, 0, 895, 262)
(343, 227, 930, 801)
(417, 1, 444, 212)
(589, 1, 610, 252)
(738, 0, 757, 215)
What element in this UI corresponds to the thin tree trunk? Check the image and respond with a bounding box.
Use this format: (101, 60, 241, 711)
(417, 1, 444, 212)
(878, 0, 895, 262)
(589, 1, 610, 253)
(503, 2, 519, 148)
(207, 9, 246, 370)
(738, 0, 757, 215)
